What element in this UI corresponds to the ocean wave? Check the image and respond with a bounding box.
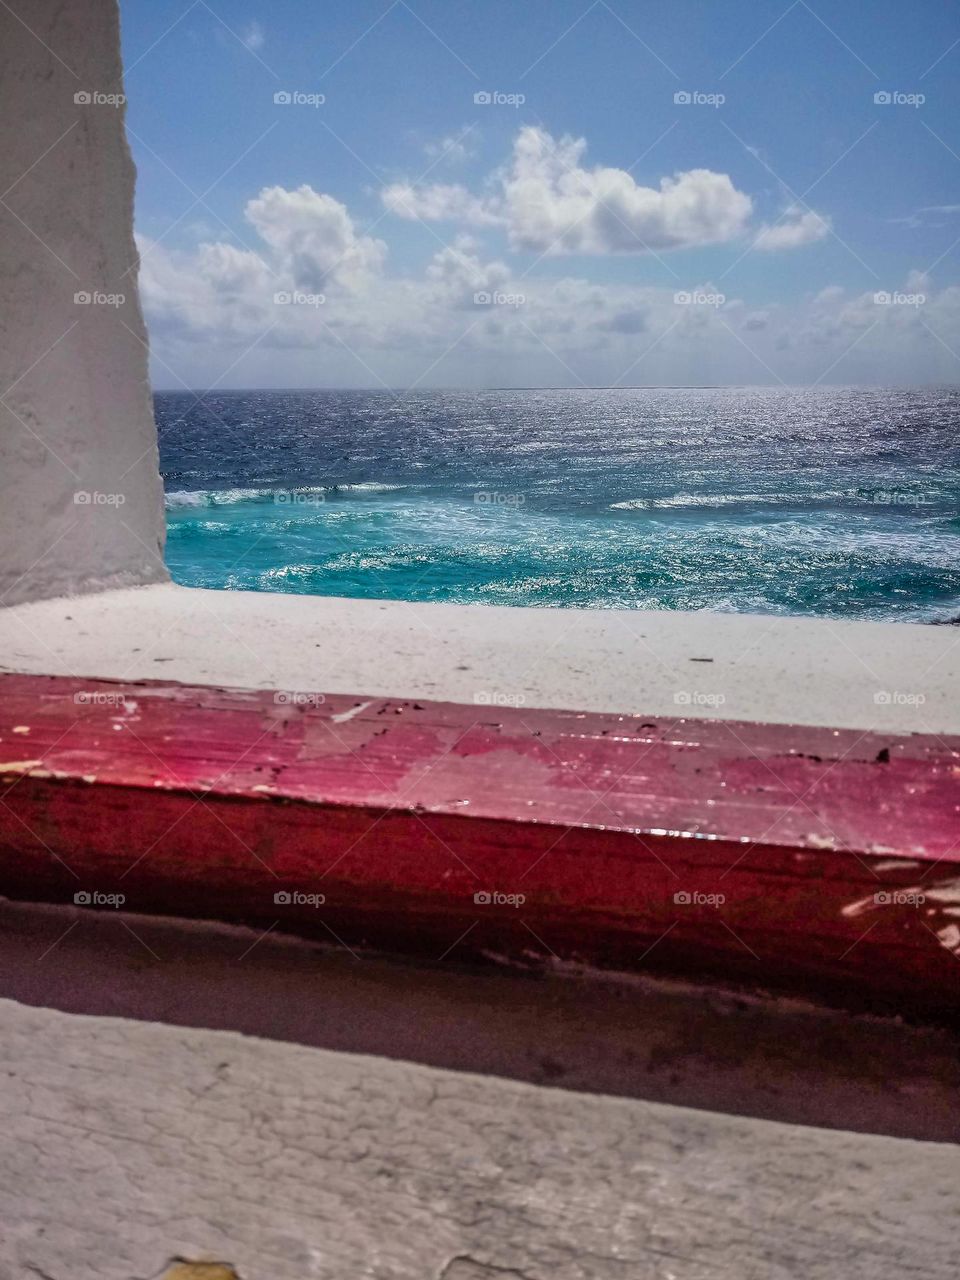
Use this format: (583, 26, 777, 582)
(165, 482, 406, 509)
(610, 487, 932, 511)
(611, 492, 797, 510)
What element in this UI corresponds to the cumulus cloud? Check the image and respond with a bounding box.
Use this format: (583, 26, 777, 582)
(501, 127, 753, 254)
(382, 128, 836, 258)
(136, 176, 959, 390)
(753, 207, 830, 251)
(245, 185, 386, 292)
(382, 126, 753, 255)
(380, 182, 503, 227)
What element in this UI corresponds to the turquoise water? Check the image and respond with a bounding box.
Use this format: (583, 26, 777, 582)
(159, 387, 960, 621)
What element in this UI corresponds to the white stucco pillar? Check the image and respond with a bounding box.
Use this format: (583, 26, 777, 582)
(0, 0, 167, 606)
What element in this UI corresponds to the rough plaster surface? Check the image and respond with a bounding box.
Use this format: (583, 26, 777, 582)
(0, 0, 167, 606)
(0, 995, 958, 1280)
(2, 581, 960, 730)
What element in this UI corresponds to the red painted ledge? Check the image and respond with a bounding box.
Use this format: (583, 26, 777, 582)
(0, 673, 958, 1019)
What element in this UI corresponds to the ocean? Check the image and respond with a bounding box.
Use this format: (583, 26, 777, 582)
(158, 387, 960, 622)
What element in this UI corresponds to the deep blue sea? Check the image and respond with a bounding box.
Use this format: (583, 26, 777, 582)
(157, 387, 960, 622)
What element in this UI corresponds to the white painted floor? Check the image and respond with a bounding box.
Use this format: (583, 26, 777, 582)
(3, 581, 960, 730)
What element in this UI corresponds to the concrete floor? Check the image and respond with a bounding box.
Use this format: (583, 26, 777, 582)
(3, 581, 960, 730)
(1, 973, 959, 1280)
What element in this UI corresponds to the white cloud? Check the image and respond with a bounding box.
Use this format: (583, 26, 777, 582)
(380, 182, 503, 227)
(501, 127, 753, 254)
(382, 126, 754, 255)
(753, 207, 830, 251)
(422, 131, 477, 165)
(241, 21, 265, 51)
(137, 181, 959, 389)
(244, 185, 387, 291)
(382, 129, 836, 259)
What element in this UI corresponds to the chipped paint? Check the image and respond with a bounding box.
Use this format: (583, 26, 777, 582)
(844, 875, 960, 958)
(330, 700, 374, 724)
(806, 834, 837, 850)
(12, 726, 30, 735)
(3, 671, 960, 1017)
(919, 877, 960, 905)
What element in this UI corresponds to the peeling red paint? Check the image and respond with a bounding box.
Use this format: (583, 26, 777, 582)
(1, 674, 959, 1019)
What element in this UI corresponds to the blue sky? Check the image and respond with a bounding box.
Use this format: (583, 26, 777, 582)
(119, 0, 960, 387)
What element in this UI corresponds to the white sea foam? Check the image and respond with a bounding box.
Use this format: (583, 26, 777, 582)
(609, 488, 886, 511)
(165, 482, 406, 509)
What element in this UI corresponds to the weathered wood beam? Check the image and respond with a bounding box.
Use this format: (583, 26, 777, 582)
(1, 673, 958, 1018)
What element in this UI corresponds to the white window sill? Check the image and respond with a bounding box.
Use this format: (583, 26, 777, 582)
(2, 581, 958, 732)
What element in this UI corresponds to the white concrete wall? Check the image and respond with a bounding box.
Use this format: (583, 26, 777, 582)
(0, 0, 167, 606)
